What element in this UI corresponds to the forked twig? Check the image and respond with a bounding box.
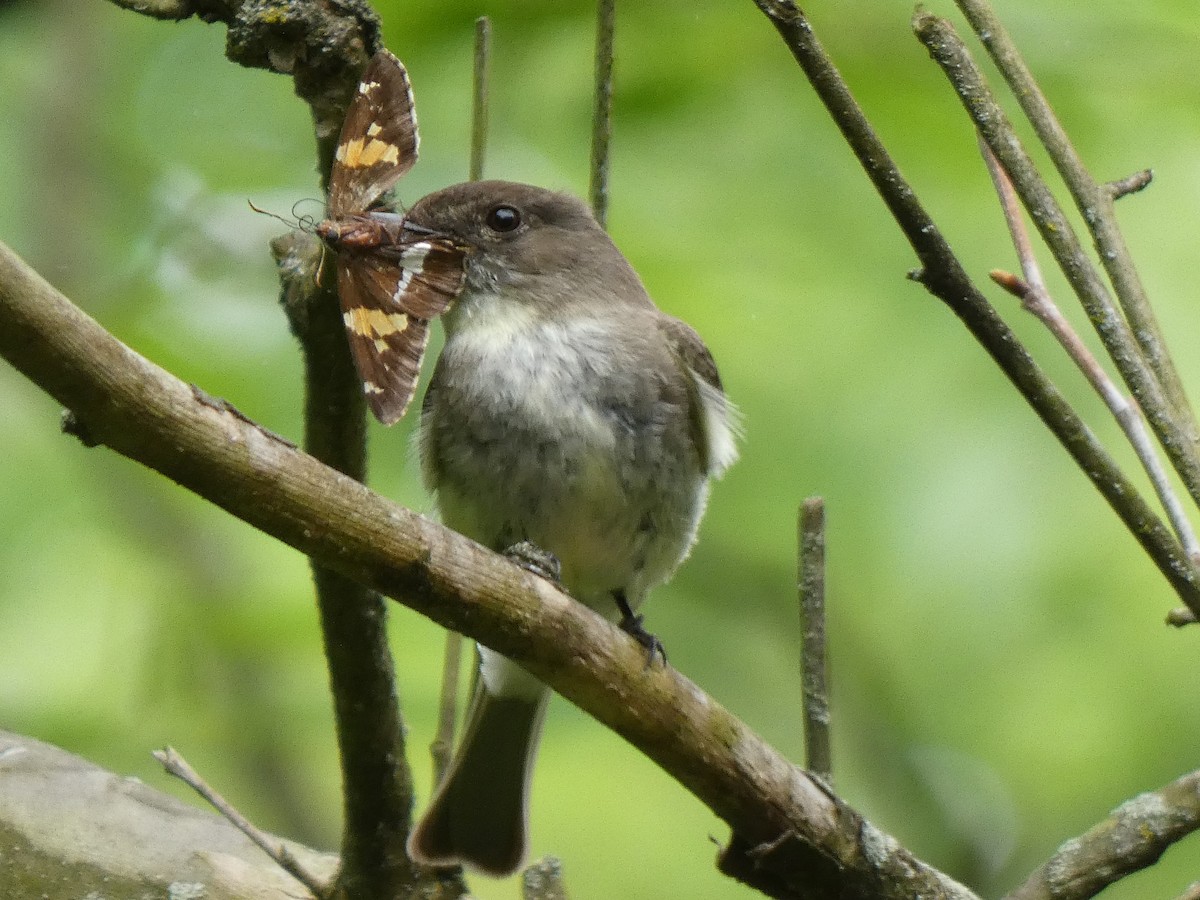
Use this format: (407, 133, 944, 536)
(750, 1, 1200, 616)
(914, 12, 1200, 512)
(981, 142, 1200, 566)
(955, 0, 1195, 439)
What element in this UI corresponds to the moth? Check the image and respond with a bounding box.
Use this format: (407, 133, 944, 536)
(316, 50, 466, 425)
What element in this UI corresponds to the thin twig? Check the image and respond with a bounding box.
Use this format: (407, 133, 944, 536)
(589, 0, 616, 228)
(432, 630, 464, 786)
(153, 747, 329, 897)
(955, 0, 1196, 442)
(749, 1, 1200, 616)
(913, 12, 1200, 513)
(432, 15, 495, 787)
(469, 16, 492, 182)
(798, 498, 831, 785)
(980, 143, 1200, 565)
(1105, 169, 1153, 201)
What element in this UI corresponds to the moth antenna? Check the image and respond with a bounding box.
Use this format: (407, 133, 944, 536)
(247, 199, 302, 231)
(291, 198, 326, 228)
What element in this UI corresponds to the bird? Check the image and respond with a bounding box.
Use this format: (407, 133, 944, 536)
(404, 180, 738, 876)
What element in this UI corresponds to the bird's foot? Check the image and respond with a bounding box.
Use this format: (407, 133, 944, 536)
(503, 541, 563, 587)
(615, 591, 667, 669)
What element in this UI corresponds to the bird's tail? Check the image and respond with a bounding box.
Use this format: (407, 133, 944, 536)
(408, 683, 550, 877)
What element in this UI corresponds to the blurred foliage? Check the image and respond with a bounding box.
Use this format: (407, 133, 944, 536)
(2, 1, 1199, 898)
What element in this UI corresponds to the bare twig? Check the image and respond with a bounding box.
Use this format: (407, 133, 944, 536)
(913, 12, 1200, 513)
(749, 0, 1200, 618)
(589, 0, 616, 228)
(154, 746, 330, 897)
(980, 144, 1200, 565)
(469, 16, 492, 182)
(955, 0, 1196, 441)
(3, 729, 340, 895)
(798, 498, 831, 785)
(432, 14, 496, 789)
(1105, 169, 1153, 201)
(1006, 768, 1200, 900)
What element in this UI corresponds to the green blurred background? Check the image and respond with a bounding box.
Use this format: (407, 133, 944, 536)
(2, 1, 1199, 897)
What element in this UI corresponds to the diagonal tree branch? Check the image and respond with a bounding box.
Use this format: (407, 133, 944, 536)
(912, 12, 1200, 513)
(954, 0, 1197, 443)
(0, 237, 977, 900)
(1005, 767, 1200, 900)
(749, 0, 1200, 618)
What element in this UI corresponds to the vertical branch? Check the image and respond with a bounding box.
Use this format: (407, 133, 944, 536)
(798, 498, 831, 785)
(955, 0, 1197, 442)
(433, 15, 493, 790)
(432, 633, 464, 787)
(469, 16, 492, 183)
(274, 35, 418, 892)
(275, 228, 416, 898)
(589, 0, 616, 228)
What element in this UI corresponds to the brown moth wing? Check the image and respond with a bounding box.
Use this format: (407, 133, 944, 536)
(336, 256, 430, 425)
(327, 50, 419, 218)
(386, 240, 468, 319)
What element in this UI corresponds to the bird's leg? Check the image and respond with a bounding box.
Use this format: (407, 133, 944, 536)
(614, 590, 667, 668)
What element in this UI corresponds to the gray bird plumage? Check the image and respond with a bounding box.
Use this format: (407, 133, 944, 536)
(406, 181, 737, 876)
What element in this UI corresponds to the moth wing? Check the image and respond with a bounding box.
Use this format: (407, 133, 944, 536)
(327, 50, 419, 217)
(336, 257, 429, 425)
(383, 240, 467, 319)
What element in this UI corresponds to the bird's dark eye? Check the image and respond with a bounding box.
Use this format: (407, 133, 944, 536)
(486, 204, 521, 233)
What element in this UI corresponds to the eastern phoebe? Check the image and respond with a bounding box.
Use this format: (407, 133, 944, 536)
(404, 180, 739, 876)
